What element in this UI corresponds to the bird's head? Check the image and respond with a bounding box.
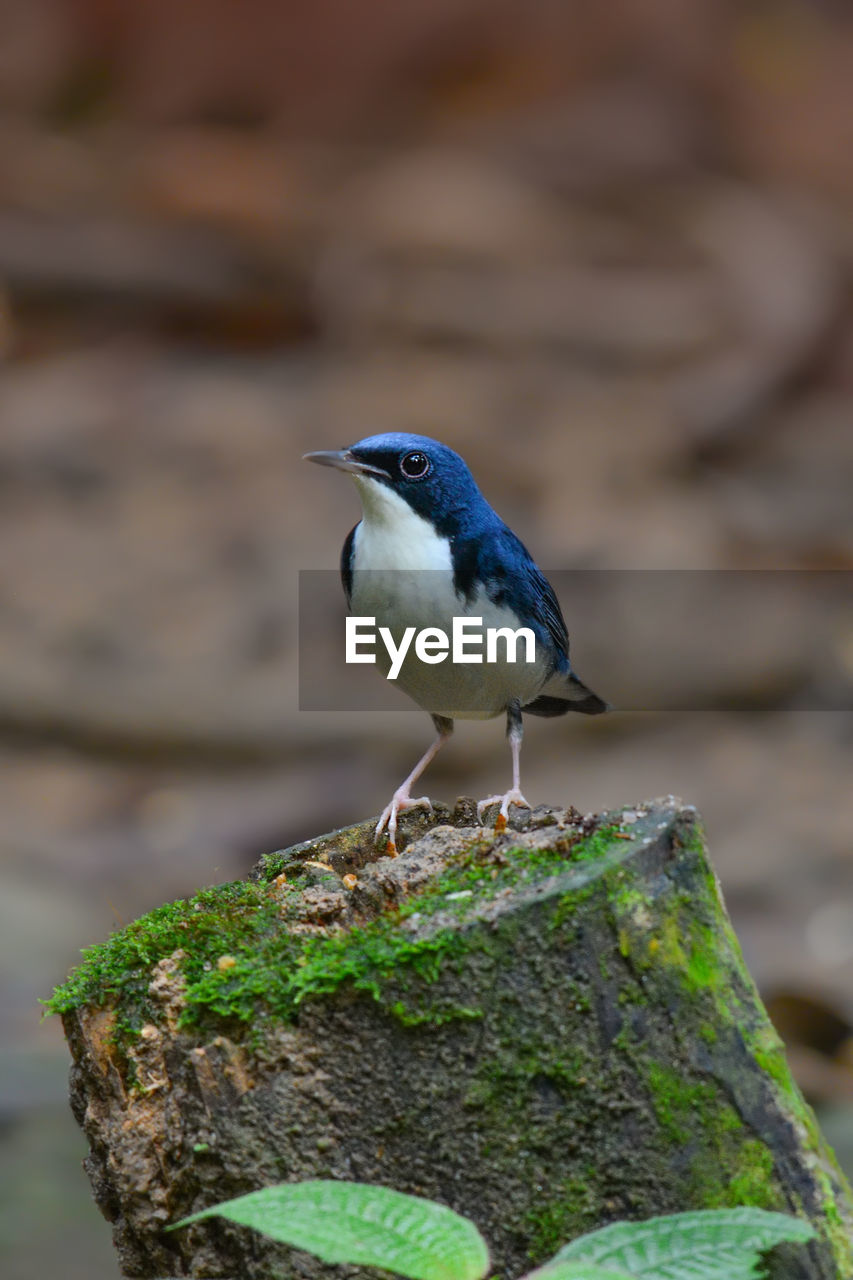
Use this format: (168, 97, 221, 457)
(304, 433, 482, 533)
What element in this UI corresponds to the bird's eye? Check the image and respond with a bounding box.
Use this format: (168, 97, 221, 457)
(400, 451, 430, 480)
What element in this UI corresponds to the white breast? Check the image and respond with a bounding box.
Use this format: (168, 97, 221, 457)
(348, 475, 549, 720)
(349, 475, 461, 652)
(351, 475, 452, 572)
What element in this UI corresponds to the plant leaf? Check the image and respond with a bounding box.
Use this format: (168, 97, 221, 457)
(552, 1207, 816, 1279)
(171, 1179, 490, 1280)
(525, 1261, 636, 1280)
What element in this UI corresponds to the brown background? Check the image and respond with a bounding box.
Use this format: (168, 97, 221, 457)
(1, 3, 852, 1276)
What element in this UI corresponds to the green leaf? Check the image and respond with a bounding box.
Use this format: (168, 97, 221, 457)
(525, 1261, 636, 1280)
(552, 1207, 816, 1279)
(171, 1179, 490, 1280)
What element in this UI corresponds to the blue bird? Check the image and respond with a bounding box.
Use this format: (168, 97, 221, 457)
(305, 433, 607, 852)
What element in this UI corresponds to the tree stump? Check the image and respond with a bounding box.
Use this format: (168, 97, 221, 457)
(54, 798, 853, 1279)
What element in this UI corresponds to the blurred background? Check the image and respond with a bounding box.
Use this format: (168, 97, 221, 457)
(1, 2, 852, 1276)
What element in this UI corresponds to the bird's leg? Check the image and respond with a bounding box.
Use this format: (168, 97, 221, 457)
(477, 701, 531, 832)
(376, 715, 454, 855)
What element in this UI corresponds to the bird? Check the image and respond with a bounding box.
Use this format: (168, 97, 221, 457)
(304, 433, 608, 853)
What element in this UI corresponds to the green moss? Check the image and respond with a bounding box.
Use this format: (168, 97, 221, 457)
(547, 834, 647, 934)
(46, 879, 282, 1038)
(608, 845, 797, 1215)
(641, 1062, 788, 1212)
(467, 1041, 592, 1113)
(814, 1177, 853, 1275)
(524, 1175, 600, 1258)
(630, 833, 852, 1261)
(751, 1026, 796, 1092)
(617, 839, 853, 1262)
(564, 827, 625, 865)
(673, 814, 708, 858)
(45, 823, 623, 1048)
(611, 869, 732, 1006)
(386, 1000, 482, 1027)
(742, 1025, 853, 1271)
(686, 1139, 778, 1212)
(724, 1141, 778, 1209)
(646, 1063, 720, 1145)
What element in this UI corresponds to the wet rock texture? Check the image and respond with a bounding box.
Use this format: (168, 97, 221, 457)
(63, 800, 852, 1279)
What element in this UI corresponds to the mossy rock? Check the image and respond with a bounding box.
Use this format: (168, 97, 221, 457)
(52, 798, 853, 1278)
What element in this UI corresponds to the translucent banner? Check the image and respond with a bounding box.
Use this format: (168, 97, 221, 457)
(298, 569, 852, 713)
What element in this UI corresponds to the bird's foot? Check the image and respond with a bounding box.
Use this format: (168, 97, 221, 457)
(477, 789, 531, 832)
(375, 792, 433, 856)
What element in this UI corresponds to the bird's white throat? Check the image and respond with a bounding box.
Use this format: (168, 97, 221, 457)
(351, 475, 452, 572)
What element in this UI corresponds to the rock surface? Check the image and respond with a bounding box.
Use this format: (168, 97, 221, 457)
(57, 798, 852, 1279)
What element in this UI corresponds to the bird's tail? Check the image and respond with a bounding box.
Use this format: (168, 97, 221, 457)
(523, 671, 610, 718)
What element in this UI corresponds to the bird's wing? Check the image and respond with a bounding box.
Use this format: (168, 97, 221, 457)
(472, 524, 570, 663)
(340, 524, 357, 607)
(524, 558, 570, 659)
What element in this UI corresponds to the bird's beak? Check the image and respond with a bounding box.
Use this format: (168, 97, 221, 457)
(303, 449, 390, 480)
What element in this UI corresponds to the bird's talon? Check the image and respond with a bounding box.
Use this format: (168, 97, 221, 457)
(374, 792, 434, 854)
(477, 790, 531, 829)
(476, 797, 498, 824)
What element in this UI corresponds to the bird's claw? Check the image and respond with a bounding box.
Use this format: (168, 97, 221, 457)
(477, 789, 531, 829)
(375, 793, 433, 855)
